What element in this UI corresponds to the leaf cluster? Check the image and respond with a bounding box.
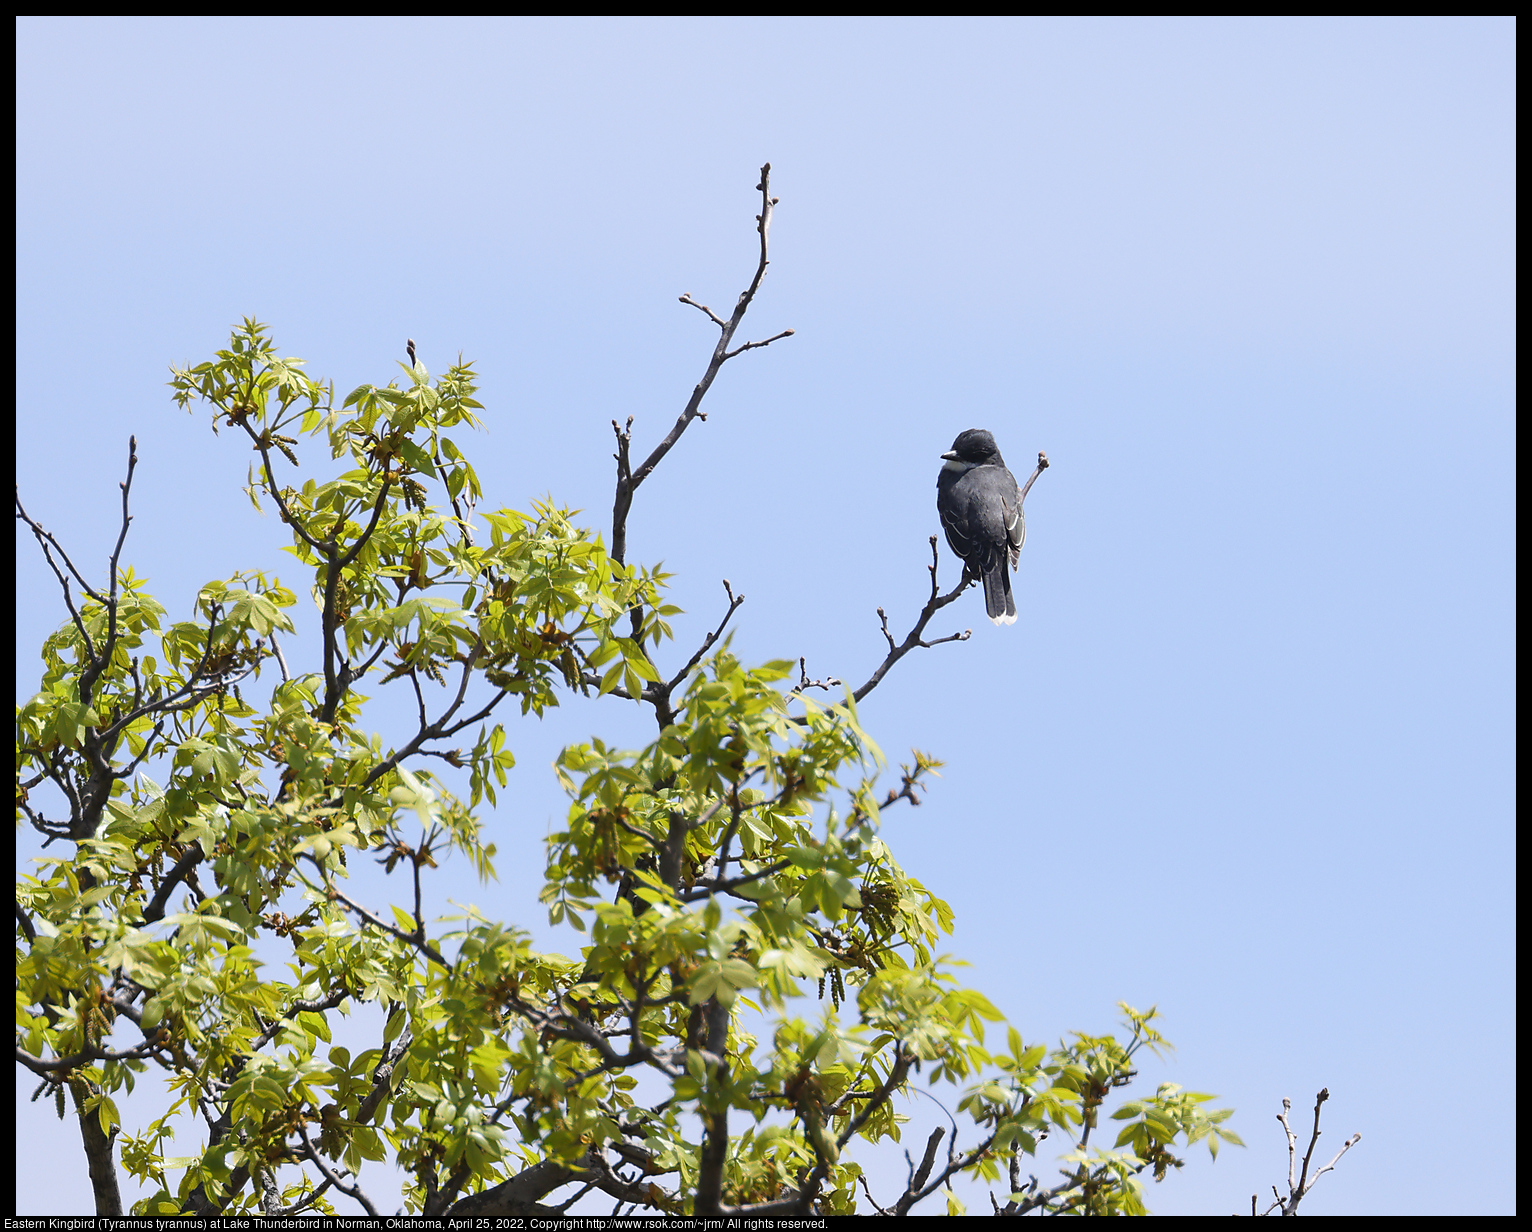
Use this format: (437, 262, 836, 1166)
(17, 323, 1237, 1217)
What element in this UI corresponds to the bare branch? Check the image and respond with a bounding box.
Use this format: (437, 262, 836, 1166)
(1020, 449, 1050, 504)
(847, 537, 972, 706)
(1294, 1089, 1325, 1197)
(99, 435, 140, 672)
(1278, 1097, 1299, 1194)
(269, 634, 291, 683)
(611, 164, 791, 568)
(858, 1174, 891, 1215)
(678, 293, 728, 329)
(1263, 1088, 1360, 1215)
(15, 494, 105, 666)
(14, 492, 111, 603)
(795, 656, 842, 694)
(723, 327, 795, 360)
(894, 1127, 947, 1215)
(666, 579, 745, 692)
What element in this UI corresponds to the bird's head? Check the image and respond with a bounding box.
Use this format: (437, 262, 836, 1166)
(941, 428, 1003, 469)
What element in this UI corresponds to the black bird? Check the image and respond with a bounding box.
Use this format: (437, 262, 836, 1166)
(406, 338, 417, 367)
(936, 428, 1025, 625)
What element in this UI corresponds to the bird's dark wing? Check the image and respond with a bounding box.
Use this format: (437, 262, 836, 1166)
(1001, 465, 1025, 567)
(938, 490, 982, 563)
(954, 466, 1017, 576)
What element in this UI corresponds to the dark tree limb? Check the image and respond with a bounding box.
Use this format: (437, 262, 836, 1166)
(16, 1039, 160, 1074)
(295, 1121, 380, 1217)
(888, 1127, 947, 1216)
(691, 998, 734, 1217)
(444, 1158, 585, 1218)
(69, 1074, 124, 1216)
(355, 1028, 412, 1129)
(835, 1043, 913, 1149)
(142, 843, 207, 923)
(84, 435, 139, 700)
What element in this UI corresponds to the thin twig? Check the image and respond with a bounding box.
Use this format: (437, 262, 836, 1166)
(94, 436, 140, 686)
(1019, 450, 1050, 504)
(796, 657, 842, 693)
(723, 327, 795, 360)
(295, 1122, 380, 1217)
(678, 294, 728, 329)
(666, 580, 745, 692)
(1294, 1089, 1326, 1198)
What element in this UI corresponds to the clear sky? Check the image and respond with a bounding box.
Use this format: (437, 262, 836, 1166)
(15, 16, 1514, 1216)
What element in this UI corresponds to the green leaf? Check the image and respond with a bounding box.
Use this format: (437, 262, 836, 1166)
(296, 1010, 332, 1042)
(398, 437, 437, 477)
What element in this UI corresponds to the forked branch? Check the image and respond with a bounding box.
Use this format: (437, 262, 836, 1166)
(1251, 1088, 1361, 1215)
(850, 537, 972, 705)
(610, 164, 793, 567)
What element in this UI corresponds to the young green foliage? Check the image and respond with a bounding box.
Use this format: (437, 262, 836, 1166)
(17, 322, 1236, 1217)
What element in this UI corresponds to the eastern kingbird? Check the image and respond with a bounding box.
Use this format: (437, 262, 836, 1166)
(936, 428, 1025, 626)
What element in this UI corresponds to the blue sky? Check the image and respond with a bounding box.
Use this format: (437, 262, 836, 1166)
(15, 17, 1514, 1216)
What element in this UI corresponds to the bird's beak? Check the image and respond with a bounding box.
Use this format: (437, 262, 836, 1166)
(940, 450, 958, 460)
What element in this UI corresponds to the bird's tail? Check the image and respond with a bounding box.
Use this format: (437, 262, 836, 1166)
(983, 565, 1017, 626)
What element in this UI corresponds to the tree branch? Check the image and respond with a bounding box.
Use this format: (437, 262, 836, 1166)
(98, 435, 140, 674)
(445, 1158, 584, 1218)
(1264, 1088, 1361, 1215)
(355, 1028, 411, 1129)
(723, 327, 795, 360)
(835, 1043, 913, 1149)
(69, 1074, 124, 1215)
(691, 998, 733, 1217)
(610, 163, 791, 568)
(893, 1127, 947, 1215)
(847, 537, 972, 706)
(142, 843, 207, 923)
(295, 1121, 379, 1216)
(310, 864, 449, 968)
(666, 579, 745, 692)
(16, 1039, 160, 1074)
(678, 294, 728, 329)
(1020, 449, 1050, 503)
